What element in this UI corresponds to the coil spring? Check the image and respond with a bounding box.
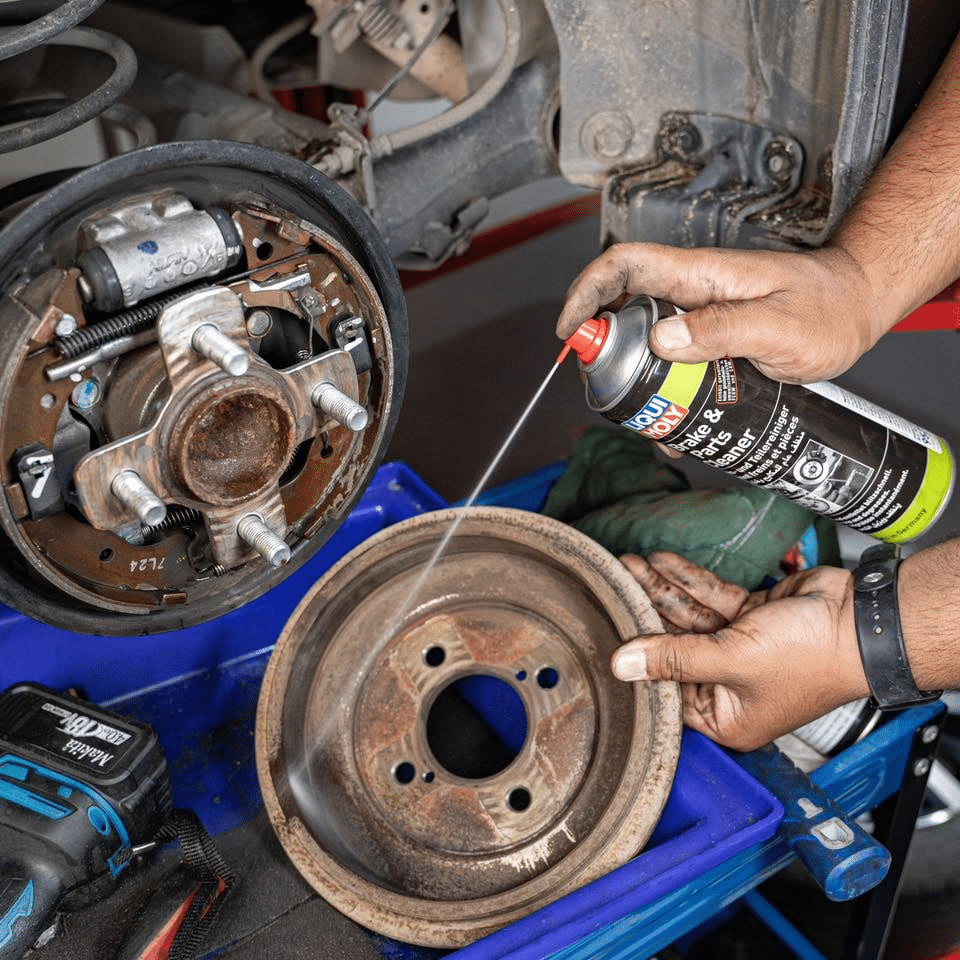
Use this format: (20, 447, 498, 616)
(140, 505, 203, 541)
(358, 1, 407, 45)
(0, 0, 138, 155)
(56, 283, 207, 359)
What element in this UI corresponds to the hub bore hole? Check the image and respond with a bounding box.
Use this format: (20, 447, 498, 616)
(508, 787, 532, 812)
(99, 548, 113, 562)
(426, 675, 527, 779)
(536, 667, 559, 689)
(424, 645, 445, 667)
(394, 761, 416, 785)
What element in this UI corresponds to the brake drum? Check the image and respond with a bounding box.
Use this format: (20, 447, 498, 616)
(256, 506, 681, 947)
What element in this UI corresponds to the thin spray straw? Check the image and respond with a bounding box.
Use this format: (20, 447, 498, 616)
(386, 357, 568, 636)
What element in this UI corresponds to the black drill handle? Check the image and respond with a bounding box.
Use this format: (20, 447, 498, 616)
(0, 865, 61, 960)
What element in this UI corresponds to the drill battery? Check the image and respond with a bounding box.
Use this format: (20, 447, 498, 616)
(0, 682, 171, 957)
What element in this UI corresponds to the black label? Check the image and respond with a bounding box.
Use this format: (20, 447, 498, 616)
(608, 356, 944, 537)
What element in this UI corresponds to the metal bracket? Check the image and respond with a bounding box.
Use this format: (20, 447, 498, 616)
(395, 196, 490, 271)
(602, 112, 804, 249)
(841, 711, 945, 960)
(314, 102, 378, 212)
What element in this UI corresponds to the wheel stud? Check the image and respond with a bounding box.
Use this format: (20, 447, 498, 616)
(191, 323, 249, 376)
(237, 514, 290, 566)
(110, 470, 166, 527)
(312, 382, 368, 431)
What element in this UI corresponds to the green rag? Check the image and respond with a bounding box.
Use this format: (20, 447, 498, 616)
(542, 426, 838, 590)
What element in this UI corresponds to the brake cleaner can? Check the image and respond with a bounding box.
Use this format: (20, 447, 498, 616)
(564, 295, 954, 543)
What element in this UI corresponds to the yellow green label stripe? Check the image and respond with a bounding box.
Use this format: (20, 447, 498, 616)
(874, 437, 956, 543)
(660, 361, 709, 410)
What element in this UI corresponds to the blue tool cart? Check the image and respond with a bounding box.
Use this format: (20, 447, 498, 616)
(0, 462, 943, 960)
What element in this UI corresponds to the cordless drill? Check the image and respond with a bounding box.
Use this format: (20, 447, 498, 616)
(0, 683, 171, 958)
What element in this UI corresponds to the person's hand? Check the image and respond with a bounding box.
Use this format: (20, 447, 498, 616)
(556, 242, 887, 383)
(614, 552, 870, 751)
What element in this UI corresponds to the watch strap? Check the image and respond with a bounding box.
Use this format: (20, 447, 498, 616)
(853, 544, 941, 710)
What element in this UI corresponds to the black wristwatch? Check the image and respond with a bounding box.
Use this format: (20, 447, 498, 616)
(853, 543, 941, 711)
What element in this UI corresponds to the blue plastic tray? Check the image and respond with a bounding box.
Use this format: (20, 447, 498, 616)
(0, 462, 446, 702)
(451, 728, 782, 960)
(0, 460, 784, 958)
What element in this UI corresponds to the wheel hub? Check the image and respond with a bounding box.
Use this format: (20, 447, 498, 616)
(171, 385, 295, 504)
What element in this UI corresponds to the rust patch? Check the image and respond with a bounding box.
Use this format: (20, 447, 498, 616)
(175, 390, 295, 503)
(256, 506, 681, 946)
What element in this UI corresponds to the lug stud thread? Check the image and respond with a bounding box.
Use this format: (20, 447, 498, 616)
(313, 382, 368, 432)
(111, 470, 167, 527)
(237, 515, 290, 566)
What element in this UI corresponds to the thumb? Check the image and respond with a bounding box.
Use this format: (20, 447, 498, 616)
(649, 299, 785, 371)
(611, 632, 730, 685)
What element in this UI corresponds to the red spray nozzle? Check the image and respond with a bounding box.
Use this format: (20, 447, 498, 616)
(557, 316, 608, 365)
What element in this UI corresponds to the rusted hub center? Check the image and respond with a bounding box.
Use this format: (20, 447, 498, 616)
(167, 379, 296, 504)
(355, 600, 599, 860)
(256, 506, 681, 947)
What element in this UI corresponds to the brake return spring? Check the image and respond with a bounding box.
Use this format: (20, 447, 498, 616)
(55, 284, 209, 359)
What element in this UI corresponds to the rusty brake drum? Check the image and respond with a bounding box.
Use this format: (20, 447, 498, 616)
(256, 506, 682, 947)
(0, 141, 406, 633)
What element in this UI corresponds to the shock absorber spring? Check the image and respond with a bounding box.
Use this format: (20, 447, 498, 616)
(0, 0, 138, 155)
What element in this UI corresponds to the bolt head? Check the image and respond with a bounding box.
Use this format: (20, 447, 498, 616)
(659, 115, 701, 159)
(55, 313, 78, 337)
(922, 724, 939, 744)
(246, 309, 273, 338)
(914, 757, 932, 777)
(581, 110, 634, 160)
(71, 378, 102, 410)
(764, 141, 795, 184)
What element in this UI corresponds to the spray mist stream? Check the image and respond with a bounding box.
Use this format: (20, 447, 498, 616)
(384, 356, 567, 637)
(284, 356, 570, 845)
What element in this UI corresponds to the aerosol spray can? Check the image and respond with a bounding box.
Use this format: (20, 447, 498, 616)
(563, 295, 954, 543)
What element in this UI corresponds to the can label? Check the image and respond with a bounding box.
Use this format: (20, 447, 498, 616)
(612, 357, 954, 542)
(791, 698, 878, 756)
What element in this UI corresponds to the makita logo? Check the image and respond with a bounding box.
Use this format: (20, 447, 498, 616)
(625, 394, 689, 438)
(42, 703, 131, 746)
(59, 714, 131, 745)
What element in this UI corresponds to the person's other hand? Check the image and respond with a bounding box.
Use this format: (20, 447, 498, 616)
(615, 552, 870, 751)
(556, 243, 885, 383)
